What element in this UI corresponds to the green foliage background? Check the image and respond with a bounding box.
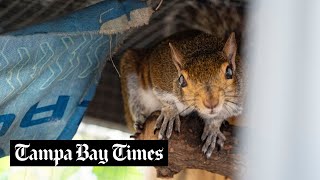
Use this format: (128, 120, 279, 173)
(0, 156, 143, 180)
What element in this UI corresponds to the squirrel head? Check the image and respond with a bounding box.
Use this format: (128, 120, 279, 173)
(169, 32, 242, 118)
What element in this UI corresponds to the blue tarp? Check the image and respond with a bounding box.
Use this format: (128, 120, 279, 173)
(0, 0, 149, 157)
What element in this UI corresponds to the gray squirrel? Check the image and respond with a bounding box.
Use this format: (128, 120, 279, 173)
(120, 30, 244, 158)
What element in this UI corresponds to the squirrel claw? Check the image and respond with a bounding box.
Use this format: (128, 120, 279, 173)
(134, 121, 144, 132)
(130, 131, 141, 139)
(131, 122, 144, 139)
(174, 116, 181, 133)
(154, 106, 180, 140)
(153, 112, 164, 135)
(201, 125, 226, 158)
(134, 122, 144, 131)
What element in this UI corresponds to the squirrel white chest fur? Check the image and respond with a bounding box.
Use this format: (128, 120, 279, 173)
(137, 87, 161, 116)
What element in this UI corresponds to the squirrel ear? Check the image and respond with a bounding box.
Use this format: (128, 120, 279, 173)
(223, 32, 237, 71)
(169, 43, 183, 71)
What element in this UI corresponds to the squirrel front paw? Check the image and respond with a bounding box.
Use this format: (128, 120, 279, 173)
(130, 121, 145, 139)
(154, 106, 181, 139)
(201, 124, 226, 158)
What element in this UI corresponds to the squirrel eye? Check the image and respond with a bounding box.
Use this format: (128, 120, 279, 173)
(225, 66, 233, 79)
(178, 75, 187, 87)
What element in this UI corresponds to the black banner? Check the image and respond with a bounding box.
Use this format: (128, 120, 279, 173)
(10, 140, 168, 166)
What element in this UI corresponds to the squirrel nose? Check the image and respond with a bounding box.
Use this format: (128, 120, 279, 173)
(203, 98, 219, 109)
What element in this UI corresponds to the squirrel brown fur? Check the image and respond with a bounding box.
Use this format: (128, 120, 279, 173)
(120, 30, 244, 158)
